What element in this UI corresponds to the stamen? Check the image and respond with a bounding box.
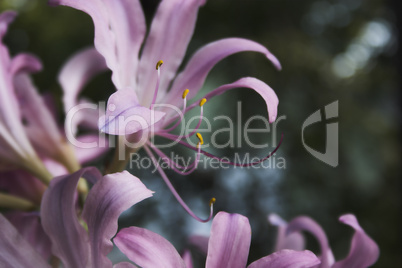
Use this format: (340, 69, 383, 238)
(182, 89, 189, 99)
(161, 105, 205, 139)
(144, 145, 214, 222)
(179, 100, 206, 139)
(157, 132, 284, 167)
(199, 98, 207, 107)
(185, 104, 204, 138)
(209, 197, 216, 206)
(196, 133, 204, 147)
(155, 60, 164, 70)
(150, 60, 163, 109)
(146, 141, 201, 175)
(162, 89, 190, 133)
(163, 97, 208, 131)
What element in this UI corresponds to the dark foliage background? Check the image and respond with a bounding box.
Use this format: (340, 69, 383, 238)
(2, 0, 400, 267)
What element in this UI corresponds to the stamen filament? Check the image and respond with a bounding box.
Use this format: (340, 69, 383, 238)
(157, 132, 284, 167)
(163, 101, 205, 138)
(144, 145, 213, 222)
(164, 97, 207, 128)
(150, 60, 163, 109)
(184, 104, 204, 138)
(161, 89, 189, 133)
(146, 141, 201, 175)
(196, 132, 204, 147)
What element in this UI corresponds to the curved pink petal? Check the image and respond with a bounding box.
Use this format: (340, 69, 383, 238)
(100, 0, 145, 88)
(59, 47, 107, 114)
(0, 11, 16, 38)
(41, 167, 102, 268)
(137, 0, 206, 105)
(167, 37, 281, 105)
(114, 227, 185, 268)
(0, 132, 23, 166)
(0, 47, 20, 123)
(182, 250, 193, 268)
(286, 216, 334, 268)
(248, 249, 320, 268)
(184, 77, 278, 123)
(14, 74, 64, 159)
(65, 98, 103, 136)
(0, 214, 50, 268)
(0, 20, 36, 158)
(43, 158, 68, 177)
(10, 53, 42, 76)
(269, 214, 305, 252)
(99, 89, 165, 135)
(82, 171, 154, 268)
(50, 0, 145, 89)
(5, 212, 51, 260)
(333, 214, 379, 268)
(205, 212, 251, 268)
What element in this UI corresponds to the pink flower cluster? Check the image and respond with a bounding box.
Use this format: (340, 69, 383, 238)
(0, 1, 378, 267)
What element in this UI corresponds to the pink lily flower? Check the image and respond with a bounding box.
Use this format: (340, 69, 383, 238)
(49, 0, 282, 221)
(0, 167, 154, 268)
(0, 11, 51, 183)
(14, 54, 110, 172)
(0, 10, 107, 175)
(269, 213, 380, 268)
(1, 10, 110, 210)
(114, 211, 321, 268)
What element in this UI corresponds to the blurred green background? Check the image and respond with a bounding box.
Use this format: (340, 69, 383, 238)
(2, 0, 400, 267)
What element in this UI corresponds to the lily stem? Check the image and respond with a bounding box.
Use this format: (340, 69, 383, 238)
(105, 136, 139, 174)
(0, 193, 36, 211)
(24, 158, 53, 186)
(57, 143, 88, 197)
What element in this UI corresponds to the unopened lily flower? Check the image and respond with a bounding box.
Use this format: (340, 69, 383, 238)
(114, 211, 321, 268)
(269, 213, 380, 268)
(50, 0, 282, 221)
(0, 167, 154, 268)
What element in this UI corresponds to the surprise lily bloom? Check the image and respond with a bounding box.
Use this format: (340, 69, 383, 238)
(0, 167, 154, 268)
(51, 0, 282, 221)
(0, 11, 52, 185)
(269, 214, 380, 268)
(114, 211, 321, 268)
(0, 10, 109, 211)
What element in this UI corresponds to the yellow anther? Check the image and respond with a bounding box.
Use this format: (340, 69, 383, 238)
(196, 133, 203, 143)
(196, 133, 204, 145)
(199, 98, 207, 107)
(182, 89, 189, 99)
(156, 60, 164, 70)
(209, 197, 216, 206)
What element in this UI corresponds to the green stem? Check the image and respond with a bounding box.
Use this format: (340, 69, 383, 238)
(56, 143, 88, 198)
(0, 193, 36, 211)
(24, 157, 53, 186)
(105, 136, 139, 174)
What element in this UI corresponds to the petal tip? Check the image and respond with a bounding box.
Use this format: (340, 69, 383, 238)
(266, 53, 282, 71)
(268, 213, 286, 226)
